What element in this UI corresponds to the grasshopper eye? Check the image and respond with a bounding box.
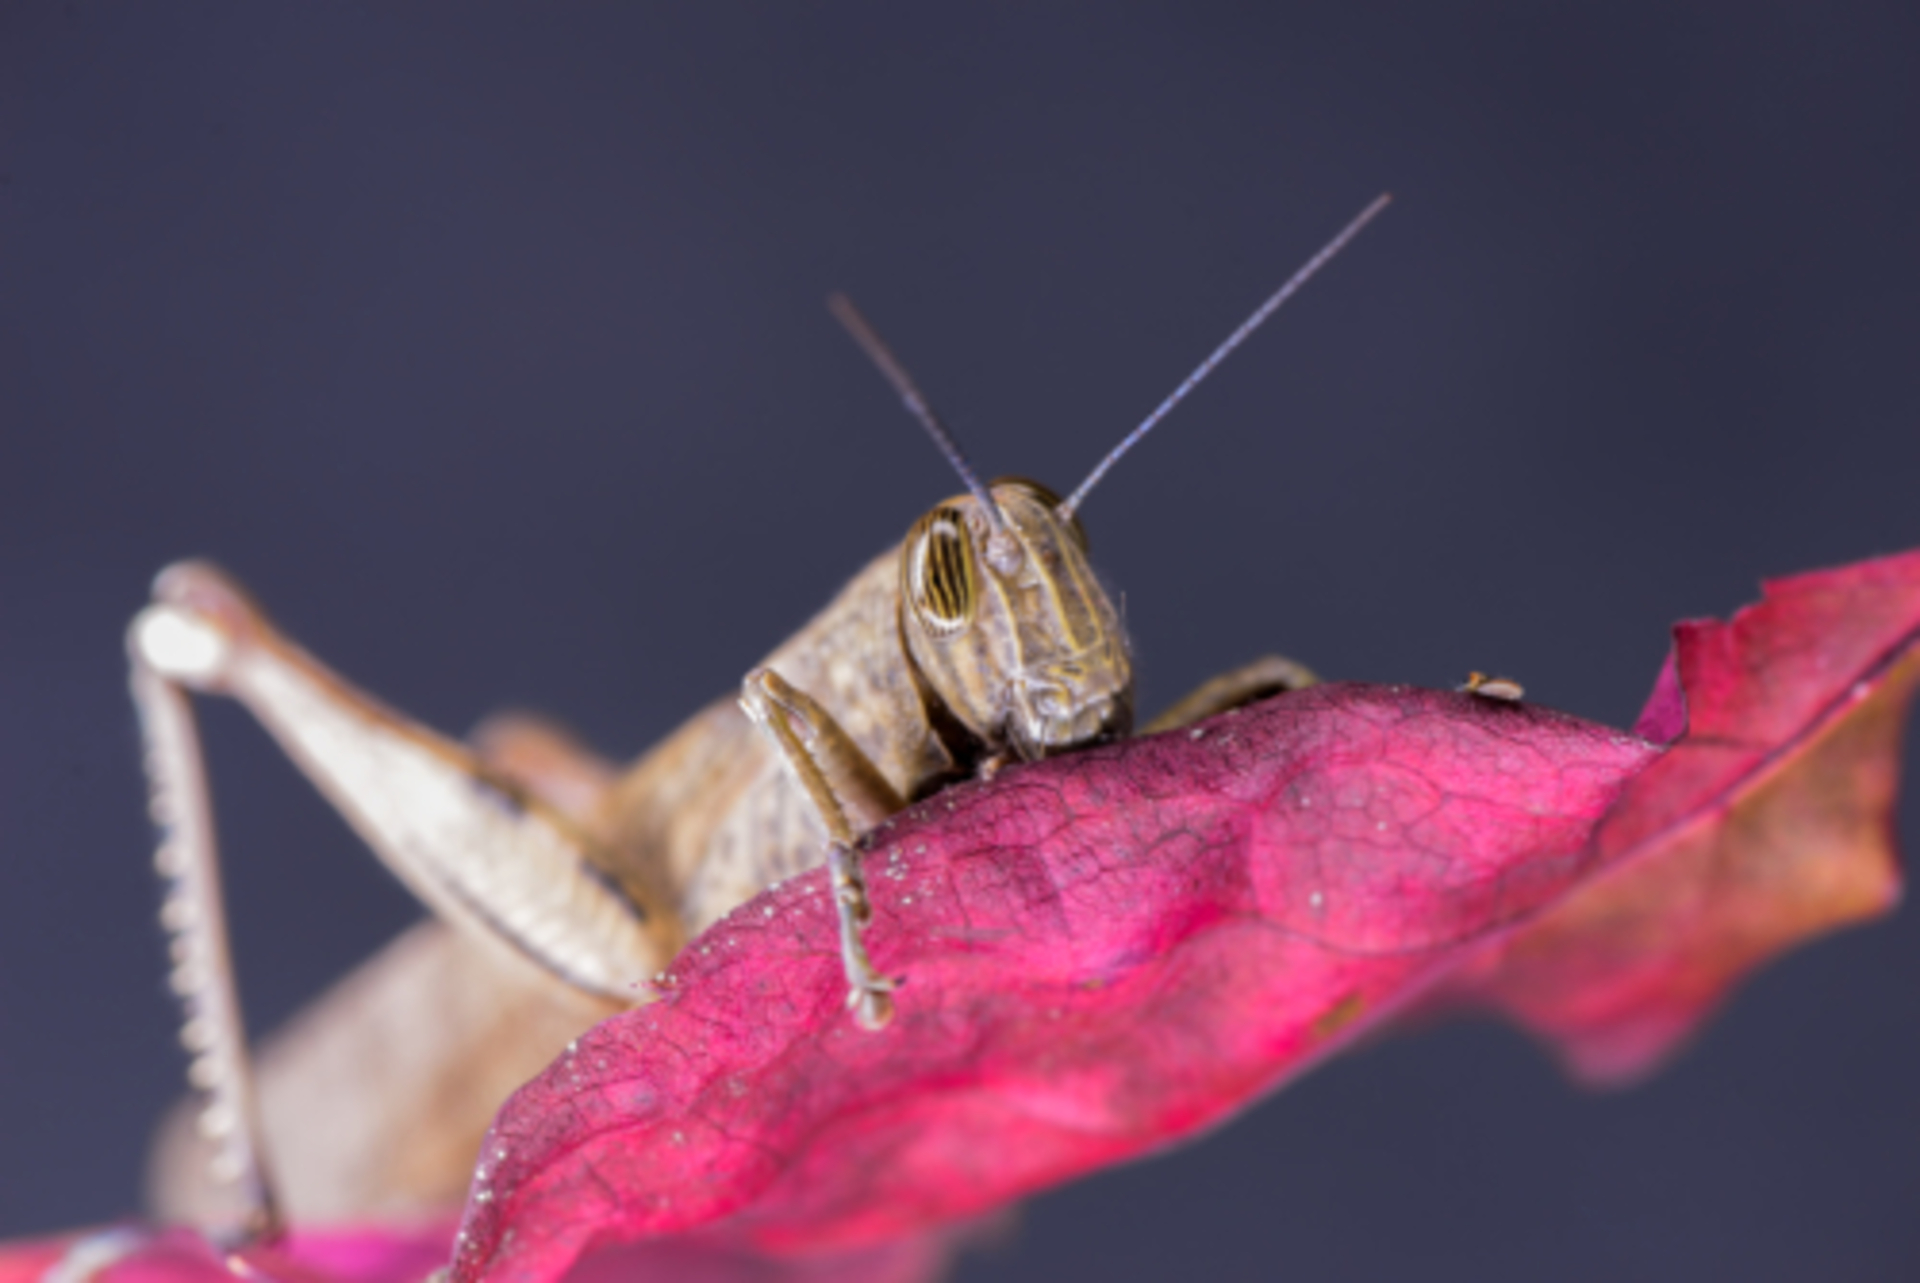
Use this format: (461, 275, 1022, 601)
(907, 506, 978, 633)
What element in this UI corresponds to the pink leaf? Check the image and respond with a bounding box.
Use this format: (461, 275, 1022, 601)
(1436, 550, 1915, 1082)
(443, 548, 1916, 1283)
(452, 678, 1653, 1283)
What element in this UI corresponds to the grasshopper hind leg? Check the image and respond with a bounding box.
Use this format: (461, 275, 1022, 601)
(470, 711, 619, 832)
(129, 562, 679, 1228)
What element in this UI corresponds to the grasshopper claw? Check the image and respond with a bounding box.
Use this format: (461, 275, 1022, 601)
(848, 977, 898, 1031)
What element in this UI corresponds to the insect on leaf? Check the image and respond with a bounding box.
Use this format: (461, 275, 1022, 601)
(5, 552, 1910, 1283)
(436, 550, 1916, 1283)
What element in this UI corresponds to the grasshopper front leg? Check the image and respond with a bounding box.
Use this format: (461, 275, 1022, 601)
(1143, 654, 1319, 734)
(129, 562, 681, 1233)
(740, 667, 905, 1031)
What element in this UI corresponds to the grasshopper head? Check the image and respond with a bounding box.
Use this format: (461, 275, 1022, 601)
(842, 197, 1391, 762)
(900, 478, 1132, 762)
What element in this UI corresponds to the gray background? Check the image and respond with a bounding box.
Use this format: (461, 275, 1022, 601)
(3, 5, 1918, 1280)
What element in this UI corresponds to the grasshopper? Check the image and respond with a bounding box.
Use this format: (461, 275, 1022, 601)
(126, 196, 1389, 1243)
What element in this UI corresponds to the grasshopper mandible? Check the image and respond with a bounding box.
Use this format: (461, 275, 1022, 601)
(127, 195, 1390, 1243)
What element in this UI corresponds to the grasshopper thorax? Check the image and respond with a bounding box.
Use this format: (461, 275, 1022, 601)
(900, 478, 1132, 763)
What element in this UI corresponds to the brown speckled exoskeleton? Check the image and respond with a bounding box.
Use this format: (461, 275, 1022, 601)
(127, 196, 1388, 1243)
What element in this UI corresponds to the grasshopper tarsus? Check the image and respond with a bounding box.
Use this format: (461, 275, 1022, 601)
(851, 987, 897, 1032)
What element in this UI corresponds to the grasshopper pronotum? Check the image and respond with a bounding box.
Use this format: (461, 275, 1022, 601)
(127, 196, 1389, 1243)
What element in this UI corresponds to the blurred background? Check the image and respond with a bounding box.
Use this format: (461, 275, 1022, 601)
(3, 5, 1917, 1279)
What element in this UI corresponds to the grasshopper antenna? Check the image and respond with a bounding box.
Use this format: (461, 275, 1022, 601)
(828, 293, 1012, 543)
(1057, 191, 1393, 521)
